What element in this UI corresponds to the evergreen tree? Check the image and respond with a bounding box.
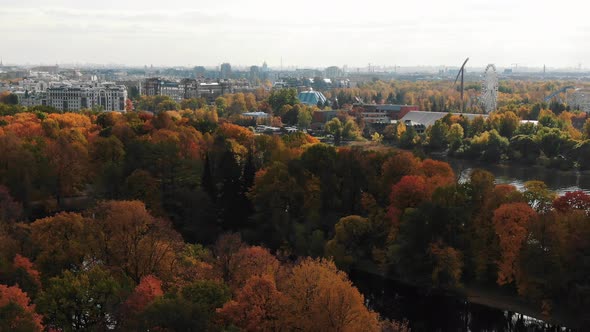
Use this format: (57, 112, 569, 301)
(201, 153, 216, 202)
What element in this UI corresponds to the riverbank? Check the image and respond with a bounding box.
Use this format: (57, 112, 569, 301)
(350, 267, 579, 331)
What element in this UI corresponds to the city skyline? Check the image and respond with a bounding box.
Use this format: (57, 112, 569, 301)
(1, 0, 589, 68)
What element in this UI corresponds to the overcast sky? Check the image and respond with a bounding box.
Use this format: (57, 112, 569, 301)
(1, 0, 588, 68)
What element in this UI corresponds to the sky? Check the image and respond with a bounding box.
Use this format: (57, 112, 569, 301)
(1, 0, 589, 69)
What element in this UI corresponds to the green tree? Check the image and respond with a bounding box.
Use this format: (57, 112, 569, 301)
(297, 107, 312, 129)
(180, 98, 206, 110)
(325, 117, 343, 145)
(215, 97, 228, 117)
(447, 123, 464, 151)
(342, 119, 361, 141)
(248, 162, 304, 248)
(399, 124, 417, 149)
(325, 215, 372, 271)
(428, 120, 449, 150)
(142, 280, 230, 332)
(38, 266, 127, 331)
(268, 88, 298, 115)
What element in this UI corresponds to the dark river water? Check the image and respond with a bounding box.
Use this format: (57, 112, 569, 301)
(352, 157, 584, 331)
(351, 270, 572, 332)
(442, 157, 590, 194)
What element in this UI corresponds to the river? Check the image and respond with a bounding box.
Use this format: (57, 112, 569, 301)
(439, 157, 590, 194)
(351, 270, 571, 332)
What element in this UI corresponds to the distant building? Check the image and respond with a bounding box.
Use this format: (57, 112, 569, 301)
(249, 66, 260, 83)
(325, 66, 343, 78)
(194, 66, 206, 78)
(400, 111, 487, 127)
(159, 81, 185, 102)
(356, 104, 419, 124)
(403, 120, 426, 134)
(14, 91, 46, 107)
(298, 90, 327, 106)
(312, 110, 338, 123)
(45, 82, 127, 112)
(243, 111, 269, 118)
(220, 63, 232, 79)
(141, 77, 162, 96)
(140, 77, 254, 104)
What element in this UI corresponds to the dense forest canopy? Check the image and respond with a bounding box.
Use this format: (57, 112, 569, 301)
(0, 80, 589, 330)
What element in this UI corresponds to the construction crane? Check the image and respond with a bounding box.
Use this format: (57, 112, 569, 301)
(453, 57, 469, 113)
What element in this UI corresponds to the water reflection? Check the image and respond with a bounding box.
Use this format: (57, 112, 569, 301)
(440, 157, 590, 195)
(351, 270, 572, 332)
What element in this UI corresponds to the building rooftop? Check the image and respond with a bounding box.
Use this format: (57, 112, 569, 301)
(400, 111, 487, 127)
(298, 90, 327, 106)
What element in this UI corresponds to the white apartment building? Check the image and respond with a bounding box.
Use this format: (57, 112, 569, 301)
(46, 83, 128, 112)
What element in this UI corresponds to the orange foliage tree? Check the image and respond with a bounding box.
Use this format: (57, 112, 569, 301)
(227, 246, 280, 289)
(87, 200, 183, 283)
(280, 258, 380, 332)
(30, 212, 88, 277)
(493, 202, 537, 285)
(0, 284, 43, 331)
(217, 274, 286, 331)
(123, 275, 164, 314)
(390, 175, 430, 210)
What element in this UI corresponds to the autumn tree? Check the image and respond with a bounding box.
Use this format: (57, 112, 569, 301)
(122, 275, 163, 314)
(390, 175, 430, 210)
(90, 135, 126, 198)
(119, 275, 164, 330)
(30, 212, 88, 277)
(280, 258, 379, 332)
(493, 202, 537, 285)
(0, 284, 43, 332)
(8, 254, 42, 298)
(217, 275, 286, 331)
(381, 151, 421, 199)
(553, 190, 590, 215)
(227, 246, 280, 289)
(429, 241, 463, 288)
(46, 129, 89, 207)
(87, 200, 183, 283)
(447, 123, 464, 151)
(523, 181, 556, 214)
(0, 185, 23, 222)
(213, 233, 245, 282)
